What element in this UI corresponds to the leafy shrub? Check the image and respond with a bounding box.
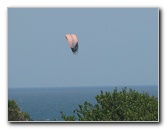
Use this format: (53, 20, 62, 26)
(8, 100, 31, 121)
(61, 87, 158, 121)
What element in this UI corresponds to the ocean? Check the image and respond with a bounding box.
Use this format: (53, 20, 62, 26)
(8, 85, 158, 121)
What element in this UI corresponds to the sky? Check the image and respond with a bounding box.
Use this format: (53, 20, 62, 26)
(8, 8, 158, 88)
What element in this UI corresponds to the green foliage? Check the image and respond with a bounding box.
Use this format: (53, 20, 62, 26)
(61, 87, 158, 121)
(8, 100, 32, 121)
(60, 111, 76, 121)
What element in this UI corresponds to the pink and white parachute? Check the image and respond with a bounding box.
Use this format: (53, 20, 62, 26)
(65, 34, 79, 54)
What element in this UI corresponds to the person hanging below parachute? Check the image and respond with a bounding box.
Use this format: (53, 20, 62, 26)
(65, 34, 79, 54)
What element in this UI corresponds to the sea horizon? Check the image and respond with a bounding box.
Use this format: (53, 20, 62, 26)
(8, 84, 158, 89)
(8, 85, 158, 121)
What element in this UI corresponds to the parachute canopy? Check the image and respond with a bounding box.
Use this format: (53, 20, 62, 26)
(65, 34, 79, 54)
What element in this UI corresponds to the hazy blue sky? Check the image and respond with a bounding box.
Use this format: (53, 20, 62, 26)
(8, 8, 158, 88)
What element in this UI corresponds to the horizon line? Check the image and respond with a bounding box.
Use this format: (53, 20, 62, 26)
(8, 84, 158, 89)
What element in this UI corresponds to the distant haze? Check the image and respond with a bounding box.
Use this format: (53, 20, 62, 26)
(8, 8, 158, 88)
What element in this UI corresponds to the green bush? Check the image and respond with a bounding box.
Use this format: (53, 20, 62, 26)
(61, 87, 158, 121)
(8, 100, 32, 121)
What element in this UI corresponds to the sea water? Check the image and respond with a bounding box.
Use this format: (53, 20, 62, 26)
(8, 85, 158, 121)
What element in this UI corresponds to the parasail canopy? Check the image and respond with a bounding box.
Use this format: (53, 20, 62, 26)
(65, 34, 79, 54)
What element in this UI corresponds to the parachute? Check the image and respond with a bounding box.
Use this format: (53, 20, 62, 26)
(65, 34, 79, 54)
